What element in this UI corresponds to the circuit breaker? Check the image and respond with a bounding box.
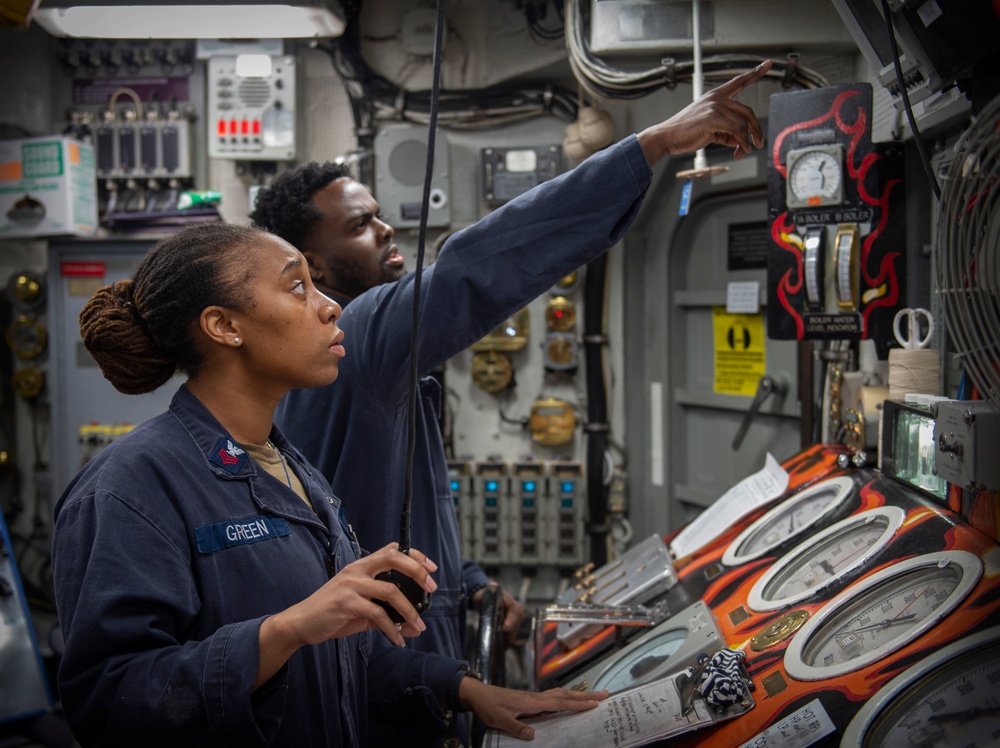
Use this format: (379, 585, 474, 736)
(511, 461, 546, 566)
(207, 54, 297, 160)
(548, 462, 586, 566)
(94, 111, 193, 179)
(447, 459, 474, 560)
(471, 461, 508, 566)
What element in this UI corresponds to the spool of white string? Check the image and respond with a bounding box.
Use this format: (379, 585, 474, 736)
(887, 348, 940, 401)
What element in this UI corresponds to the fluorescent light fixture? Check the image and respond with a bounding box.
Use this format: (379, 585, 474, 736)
(33, 1, 346, 39)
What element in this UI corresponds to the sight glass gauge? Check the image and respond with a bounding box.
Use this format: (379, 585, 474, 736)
(784, 550, 982, 682)
(723, 475, 855, 566)
(841, 624, 1000, 748)
(747, 506, 904, 612)
(786, 144, 844, 209)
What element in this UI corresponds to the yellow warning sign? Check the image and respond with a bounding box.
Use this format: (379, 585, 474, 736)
(713, 307, 766, 397)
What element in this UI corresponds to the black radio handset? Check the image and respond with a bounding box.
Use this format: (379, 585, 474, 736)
(373, 0, 445, 626)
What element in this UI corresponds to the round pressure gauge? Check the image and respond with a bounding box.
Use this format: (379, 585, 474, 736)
(6, 270, 45, 310)
(786, 145, 844, 209)
(469, 308, 530, 352)
(528, 397, 575, 446)
(471, 350, 513, 394)
(552, 271, 581, 295)
(545, 296, 576, 331)
(747, 506, 905, 612)
(722, 476, 856, 566)
(566, 601, 724, 694)
(544, 332, 578, 371)
(7, 315, 47, 359)
(784, 550, 982, 682)
(841, 625, 1000, 748)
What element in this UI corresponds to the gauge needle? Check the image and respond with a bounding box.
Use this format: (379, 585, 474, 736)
(850, 613, 916, 633)
(819, 560, 835, 576)
(927, 707, 1000, 723)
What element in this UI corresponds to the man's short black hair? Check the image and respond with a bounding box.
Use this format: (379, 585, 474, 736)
(249, 161, 352, 249)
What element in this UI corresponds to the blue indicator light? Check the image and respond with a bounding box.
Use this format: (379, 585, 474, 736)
(450, 480, 460, 492)
(561, 481, 574, 493)
(486, 480, 498, 492)
(523, 481, 536, 492)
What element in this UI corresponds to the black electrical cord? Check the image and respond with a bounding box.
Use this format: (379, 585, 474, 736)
(399, 0, 447, 552)
(583, 255, 610, 568)
(880, 0, 941, 201)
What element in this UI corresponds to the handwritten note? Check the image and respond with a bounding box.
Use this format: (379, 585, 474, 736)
(668, 453, 789, 561)
(483, 671, 736, 748)
(736, 698, 835, 748)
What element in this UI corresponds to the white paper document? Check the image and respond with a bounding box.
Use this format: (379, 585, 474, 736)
(668, 453, 789, 561)
(483, 673, 723, 748)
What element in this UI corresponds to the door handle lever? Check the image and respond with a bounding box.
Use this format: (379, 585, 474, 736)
(731, 375, 788, 450)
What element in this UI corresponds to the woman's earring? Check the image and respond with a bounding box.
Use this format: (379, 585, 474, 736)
(233, 336, 241, 345)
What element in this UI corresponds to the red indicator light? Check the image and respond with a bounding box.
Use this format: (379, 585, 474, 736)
(229, 119, 237, 135)
(241, 120, 249, 135)
(252, 120, 261, 135)
(217, 119, 226, 136)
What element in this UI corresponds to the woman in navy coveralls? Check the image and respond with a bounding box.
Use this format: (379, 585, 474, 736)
(51, 223, 606, 747)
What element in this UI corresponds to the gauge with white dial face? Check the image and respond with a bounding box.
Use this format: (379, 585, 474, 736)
(841, 625, 1000, 748)
(723, 476, 855, 566)
(593, 627, 691, 692)
(565, 600, 724, 695)
(785, 551, 982, 682)
(786, 145, 844, 209)
(747, 506, 905, 612)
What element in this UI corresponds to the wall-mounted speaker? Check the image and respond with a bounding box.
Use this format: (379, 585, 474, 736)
(374, 124, 450, 228)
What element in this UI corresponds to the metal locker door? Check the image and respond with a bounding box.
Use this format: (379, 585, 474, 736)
(666, 192, 802, 527)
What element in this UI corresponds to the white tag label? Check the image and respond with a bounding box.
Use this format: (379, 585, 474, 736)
(726, 281, 760, 314)
(737, 698, 836, 748)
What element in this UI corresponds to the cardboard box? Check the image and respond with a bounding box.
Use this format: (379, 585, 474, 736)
(0, 136, 97, 239)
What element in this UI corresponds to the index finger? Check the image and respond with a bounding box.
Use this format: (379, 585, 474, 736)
(402, 546, 438, 574)
(711, 59, 773, 98)
(364, 544, 434, 589)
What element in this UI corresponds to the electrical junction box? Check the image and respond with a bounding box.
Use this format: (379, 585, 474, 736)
(0, 136, 97, 239)
(207, 54, 297, 160)
(481, 145, 562, 206)
(934, 399, 1000, 491)
(589, 0, 854, 56)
